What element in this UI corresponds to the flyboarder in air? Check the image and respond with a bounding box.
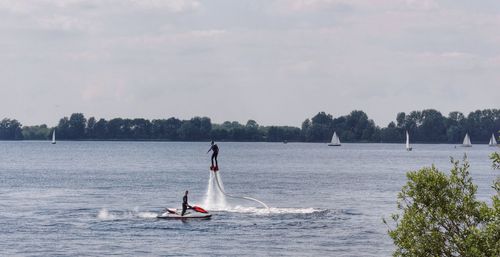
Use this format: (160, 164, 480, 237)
(181, 190, 192, 216)
(207, 140, 219, 171)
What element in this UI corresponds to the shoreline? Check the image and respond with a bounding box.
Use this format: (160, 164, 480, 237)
(0, 140, 496, 145)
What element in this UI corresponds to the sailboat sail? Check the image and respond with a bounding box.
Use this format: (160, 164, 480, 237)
(52, 130, 56, 144)
(406, 131, 412, 151)
(489, 133, 497, 146)
(462, 133, 472, 147)
(328, 131, 341, 146)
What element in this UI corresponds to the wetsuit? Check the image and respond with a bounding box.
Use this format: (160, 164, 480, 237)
(181, 195, 191, 216)
(210, 144, 219, 168)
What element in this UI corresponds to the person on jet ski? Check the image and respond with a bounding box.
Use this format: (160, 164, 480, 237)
(182, 190, 192, 216)
(207, 140, 219, 171)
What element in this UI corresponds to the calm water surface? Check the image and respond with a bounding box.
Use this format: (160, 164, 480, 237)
(0, 141, 497, 256)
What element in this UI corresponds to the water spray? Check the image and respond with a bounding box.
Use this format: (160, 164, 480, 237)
(212, 170, 270, 212)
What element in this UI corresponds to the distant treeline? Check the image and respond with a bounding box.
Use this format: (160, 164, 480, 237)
(1, 109, 499, 143)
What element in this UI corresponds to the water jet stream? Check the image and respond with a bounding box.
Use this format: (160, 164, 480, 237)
(212, 170, 270, 211)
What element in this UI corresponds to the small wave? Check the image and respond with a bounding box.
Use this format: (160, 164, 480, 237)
(224, 206, 326, 215)
(136, 211, 158, 218)
(97, 208, 116, 220)
(199, 205, 230, 212)
(97, 208, 158, 220)
(341, 209, 363, 216)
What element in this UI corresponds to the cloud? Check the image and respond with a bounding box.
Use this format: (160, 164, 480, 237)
(270, 0, 438, 14)
(439, 52, 475, 59)
(66, 50, 111, 62)
(405, 0, 439, 10)
(81, 79, 127, 102)
(1, 0, 499, 127)
(285, 0, 343, 12)
(127, 0, 200, 12)
(113, 29, 226, 49)
(0, 0, 201, 14)
(270, 0, 355, 14)
(37, 15, 91, 32)
(187, 29, 226, 38)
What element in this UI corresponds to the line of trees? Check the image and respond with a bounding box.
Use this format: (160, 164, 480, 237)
(1, 109, 499, 143)
(3, 114, 302, 142)
(301, 109, 500, 143)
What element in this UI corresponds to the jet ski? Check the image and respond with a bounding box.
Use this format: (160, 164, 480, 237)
(157, 206, 212, 219)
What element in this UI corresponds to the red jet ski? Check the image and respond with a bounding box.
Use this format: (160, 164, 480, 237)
(157, 206, 212, 219)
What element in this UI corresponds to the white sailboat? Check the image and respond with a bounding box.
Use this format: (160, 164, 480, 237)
(462, 133, 472, 147)
(489, 133, 497, 147)
(406, 131, 412, 151)
(51, 130, 56, 144)
(328, 131, 341, 146)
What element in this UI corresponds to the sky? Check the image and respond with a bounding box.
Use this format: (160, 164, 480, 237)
(0, 0, 499, 127)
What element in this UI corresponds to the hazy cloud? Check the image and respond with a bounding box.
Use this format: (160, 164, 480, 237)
(0, 0, 499, 126)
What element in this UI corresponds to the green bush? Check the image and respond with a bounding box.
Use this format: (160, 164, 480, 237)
(385, 155, 499, 256)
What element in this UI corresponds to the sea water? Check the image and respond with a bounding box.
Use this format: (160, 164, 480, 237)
(0, 141, 497, 256)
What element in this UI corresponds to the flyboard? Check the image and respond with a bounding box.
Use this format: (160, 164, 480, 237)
(212, 168, 270, 212)
(157, 206, 212, 219)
